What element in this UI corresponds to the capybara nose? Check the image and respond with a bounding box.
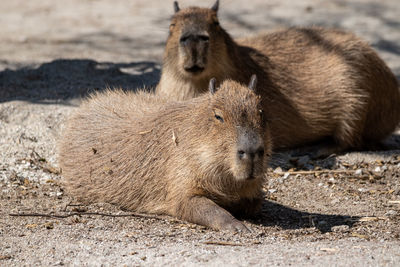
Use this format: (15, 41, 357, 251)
(237, 127, 264, 163)
(180, 33, 210, 44)
(237, 147, 264, 162)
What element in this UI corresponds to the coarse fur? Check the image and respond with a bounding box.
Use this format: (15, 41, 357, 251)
(156, 1, 400, 154)
(58, 79, 270, 232)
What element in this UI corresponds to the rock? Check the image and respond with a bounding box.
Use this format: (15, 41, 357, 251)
(332, 225, 350, 233)
(384, 210, 398, 217)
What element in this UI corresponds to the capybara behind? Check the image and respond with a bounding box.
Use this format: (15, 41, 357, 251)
(58, 76, 270, 232)
(156, 1, 400, 156)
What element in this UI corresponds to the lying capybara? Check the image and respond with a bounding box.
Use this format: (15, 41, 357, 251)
(58, 76, 270, 232)
(156, 1, 400, 155)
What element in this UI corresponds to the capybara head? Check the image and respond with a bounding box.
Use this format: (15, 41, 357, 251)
(166, 1, 229, 80)
(201, 75, 269, 182)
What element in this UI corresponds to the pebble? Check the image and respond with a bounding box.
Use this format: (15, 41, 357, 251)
(331, 198, 340, 205)
(332, 225, 350, 233)
(355, 169, 362, 175)
(282, 172, 290, 180)
(374, 166, 381, 173)
(384, 210, 398, 217)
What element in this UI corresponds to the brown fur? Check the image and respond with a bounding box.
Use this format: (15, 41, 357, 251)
(58, 79, 271, 232)
(156, 3, 400, 153)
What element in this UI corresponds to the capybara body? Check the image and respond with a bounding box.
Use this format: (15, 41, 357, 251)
(58, 78, 270, 232)
(156, 1, 400, 153)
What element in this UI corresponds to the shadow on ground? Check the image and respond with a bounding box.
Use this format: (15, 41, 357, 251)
(0, 59, 161, 104)
(255, 200, 359, 233)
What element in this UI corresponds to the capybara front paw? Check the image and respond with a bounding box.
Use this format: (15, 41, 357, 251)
(222, 219, 251, 233)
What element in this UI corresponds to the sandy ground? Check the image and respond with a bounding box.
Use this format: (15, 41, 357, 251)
(1, 0, 400, 266)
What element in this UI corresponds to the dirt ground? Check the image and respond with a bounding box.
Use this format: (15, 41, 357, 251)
(1, 0, 400, 266)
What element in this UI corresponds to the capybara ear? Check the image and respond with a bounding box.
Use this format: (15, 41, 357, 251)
(211, 0, 219, 12)
(209, 78, 217, 94)
(174, 1, 180, 13)
(248, 74, 257, 91)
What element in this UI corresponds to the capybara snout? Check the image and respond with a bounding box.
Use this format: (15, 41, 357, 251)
(234, 127, 265, 181)
(179, 30, 209, 73)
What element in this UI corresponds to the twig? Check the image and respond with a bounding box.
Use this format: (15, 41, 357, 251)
(9, 212, 162, 220)
(274, 169, 357, 175)
(138, 129, 152, 135)
(203, 241, 243, 246)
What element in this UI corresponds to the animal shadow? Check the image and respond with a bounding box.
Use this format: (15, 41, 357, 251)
(253, 200, 359, 233)
(0, 59, 161, 104)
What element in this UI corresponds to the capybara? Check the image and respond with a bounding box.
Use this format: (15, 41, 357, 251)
(156, 1, 400, 156)
(58, 76, 270, 232)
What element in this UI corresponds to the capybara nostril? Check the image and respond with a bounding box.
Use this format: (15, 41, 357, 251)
(180, 34, 209, 44)
(237, 150, 245, 159)
(198, 35, 209, 42)
(179, 35, 190, 44)
(237, 149, 263, 162)
(257, 147, 265, 158)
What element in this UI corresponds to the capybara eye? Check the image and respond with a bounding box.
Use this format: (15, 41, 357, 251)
(214, 21, 219, 26)
(215, 114, 224, 122)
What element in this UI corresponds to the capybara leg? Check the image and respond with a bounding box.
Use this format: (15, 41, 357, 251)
(230, 198, 263, 219)
(179, 196, 250, 233)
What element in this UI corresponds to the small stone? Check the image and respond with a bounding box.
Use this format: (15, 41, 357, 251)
(44, 222, 54, 229)
(273, 167, 283, 173)
(384, 210, 398, 217)
(282, 172, 290, 180)
(331, 198, 340, 205)
(355, 169, 362, 175)
(374, 166, 381, 173)
(268, 189, 277, 194)
(332, 225, 350, 233)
